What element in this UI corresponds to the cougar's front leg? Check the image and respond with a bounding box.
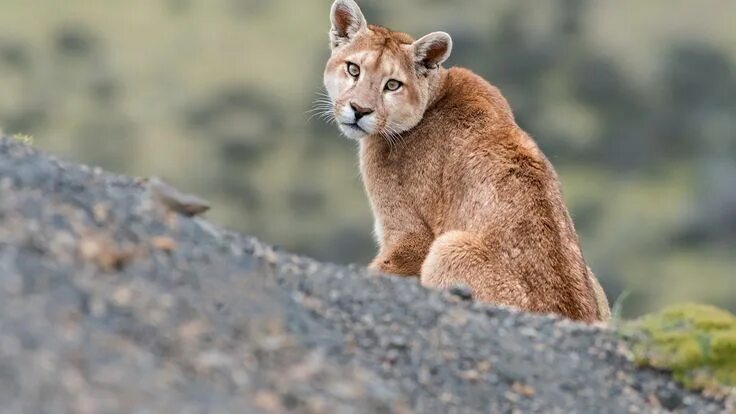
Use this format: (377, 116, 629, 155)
(369, 232, 433, 277)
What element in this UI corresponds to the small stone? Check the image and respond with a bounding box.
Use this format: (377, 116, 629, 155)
(505, 391, 520, 403)
(477, 360, 493, 373)
(148, 176, 210, 217)
(112, 287, 133, 306)
(262, 247, 278, 264)
(461, 369, 480, 383)
(151, 236, 177, 252)
(512, 382, 536, 398)
(92, 203, 109, 223)
(178, 319, 208, 342)
(449, 284, 473, 301)
(656, 387, 683, 411)
(252, 390, 284, 413)
(439, 392, 454, 403)
(78, 235, 136, 271)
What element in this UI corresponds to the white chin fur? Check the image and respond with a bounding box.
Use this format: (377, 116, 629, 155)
(339, 124, 369, 140)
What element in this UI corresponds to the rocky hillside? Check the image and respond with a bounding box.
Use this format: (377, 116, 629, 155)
(0, 136, 730, 413)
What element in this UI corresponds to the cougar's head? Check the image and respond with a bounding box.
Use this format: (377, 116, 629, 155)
(323, 0, 452, 140)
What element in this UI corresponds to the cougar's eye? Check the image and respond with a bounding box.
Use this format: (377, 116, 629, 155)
(347, 62, 360, 78)
(385, 79, 402, 92)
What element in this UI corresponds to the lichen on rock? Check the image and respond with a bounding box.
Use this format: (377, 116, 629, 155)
(623, 303, 736, 392)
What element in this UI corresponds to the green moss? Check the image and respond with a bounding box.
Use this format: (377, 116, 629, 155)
(622, 303, 736, 392)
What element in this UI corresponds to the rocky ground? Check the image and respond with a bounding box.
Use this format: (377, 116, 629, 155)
(0, 136, 731, 413)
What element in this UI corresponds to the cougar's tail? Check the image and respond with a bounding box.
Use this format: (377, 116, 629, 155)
(587, 267, 611, 322)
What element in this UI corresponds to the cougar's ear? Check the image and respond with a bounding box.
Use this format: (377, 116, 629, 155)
(412, 31, 453, 70)
(329, 0, 367, 50)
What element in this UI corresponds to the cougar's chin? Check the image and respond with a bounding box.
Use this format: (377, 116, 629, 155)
(338, 122, 370, 140)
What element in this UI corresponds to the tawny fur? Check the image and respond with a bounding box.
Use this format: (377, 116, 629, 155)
(323, 0, 610, 323)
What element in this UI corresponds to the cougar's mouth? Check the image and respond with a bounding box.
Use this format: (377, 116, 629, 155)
(341, 122, 367, 133)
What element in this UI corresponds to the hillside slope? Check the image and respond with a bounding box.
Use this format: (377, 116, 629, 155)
(0, 136, 729, 413)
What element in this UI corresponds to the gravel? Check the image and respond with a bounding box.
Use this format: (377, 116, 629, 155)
(0, 136, 731, 413)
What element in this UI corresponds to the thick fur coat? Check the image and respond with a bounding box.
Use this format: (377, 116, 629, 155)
(323, 0, 610, 322)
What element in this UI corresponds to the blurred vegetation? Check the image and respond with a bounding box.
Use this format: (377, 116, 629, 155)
(0, 0, 734, 317)
(10, 133, 34, 145)
(623, 303, 736, 392)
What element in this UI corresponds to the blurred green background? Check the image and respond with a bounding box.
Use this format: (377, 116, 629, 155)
(0, 0, 734, 317)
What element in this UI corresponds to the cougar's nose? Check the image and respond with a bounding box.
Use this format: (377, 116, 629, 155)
(350, 102, 374, 121)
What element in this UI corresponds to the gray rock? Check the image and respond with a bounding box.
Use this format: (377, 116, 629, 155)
(0, 136, 729, 413)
